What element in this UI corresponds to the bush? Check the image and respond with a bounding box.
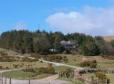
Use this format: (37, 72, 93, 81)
(13, 64, 18, 68)
(80, 60, 97, 68)
(0, 66, 3, 69)
(21, 57, 37, 62)
(38, 67, 48, 73)
(24, 64, 55, 75)
(59, 68, 74, 78)
(44, 55, 68, 63)
(95, 72, 107, 80)
(47, 64, 55, 74)
(95, 71, 110, 84)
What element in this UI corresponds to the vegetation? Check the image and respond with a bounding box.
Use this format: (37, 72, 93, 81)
(0, 30, 114, 56)
(80, 60, 97, 68)
(59, 68, 74, 78)
(0, 30, 114, 83)
(23, 65, 55, 75)
(92, 71, 110, 84)
(3, 64, 55, 79)
(95, 71, 107, 80)
(3, 69, 53, 79)
(0, 61, 47, 70)
(58, 67, 86, 84)
(43, 55, 68, 63)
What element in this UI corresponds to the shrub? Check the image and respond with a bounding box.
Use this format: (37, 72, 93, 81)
(0, 66, 3, 69)
(95, 72, 107, 80)
(44, 55, 68, 63)
(47, 64, 55, 74)
(37, 67, 48, 73)
(59, 68, 74, 78)
(24, 64, 56, 75)
(80, 60, 97, 68)
(13, 64, 18, 68)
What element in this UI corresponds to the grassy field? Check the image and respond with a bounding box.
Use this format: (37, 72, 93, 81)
(54, 54, 114, 84)
(59, 78, 84, 84)
(83, 73, 114, 84)
(3, 70, 35, 79)
(0, 61, 47, 70)
(1, 51, 114, 83)
(56, 54, 114, 69)
(103, 36, 114, 42)
(107, 74, 114, 84)
(0, 61, 49, 80)
(3, 70, 52, 79)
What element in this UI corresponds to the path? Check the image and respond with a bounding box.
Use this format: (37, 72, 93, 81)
(40, 74, 59, 81)
(0, 68, 70, 84)
(0, 75, 70, 84)
(0, 68, 24, 73)
(40, 59, 83, 70)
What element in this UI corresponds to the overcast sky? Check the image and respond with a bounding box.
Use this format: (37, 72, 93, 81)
(0, 0, 114, 36)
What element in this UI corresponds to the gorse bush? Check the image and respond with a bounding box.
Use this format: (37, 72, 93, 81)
(44, 55, 68, 63)
(23, 64, 55, 74)
(95, 72, 107, 80)
(59, 68, 74, 78)
(80, 60, 97, 68)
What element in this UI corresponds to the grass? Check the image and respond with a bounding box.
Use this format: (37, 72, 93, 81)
(103, 36, 114, 42)
(83, 73, 114, 84)
(1, 53, 114, 82)
(55, 54, 114, 84)
(106, 74, 114, 84)
(98, 61, 114, 69)
(0, 61, 47, 70)
(54, 66, 71, 72)
(57, 54, 114, 69)
(3, 70, 35, 79)
(56, 54, 82, 66)
(3, 69, 52, 80)
(59, 78, 84, 84)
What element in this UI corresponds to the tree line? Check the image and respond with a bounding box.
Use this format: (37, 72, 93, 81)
(0, 30, 114, 56)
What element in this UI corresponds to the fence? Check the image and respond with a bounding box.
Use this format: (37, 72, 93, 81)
(0, 77, 49, 84)
(0, 77, 69, 84)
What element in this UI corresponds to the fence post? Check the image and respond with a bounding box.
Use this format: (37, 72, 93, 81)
(29, 79, 30, 84)
(5, 77, 7, 84)
(1, 73, 3, 84)
(9, 78, 11, 84)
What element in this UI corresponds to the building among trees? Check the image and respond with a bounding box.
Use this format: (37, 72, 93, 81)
(60, 40, 77, 49)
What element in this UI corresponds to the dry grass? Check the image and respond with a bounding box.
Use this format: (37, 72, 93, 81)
(57, 54, 114, 69)
(103, 36, 114, 42)
(0, 61, 47, 70)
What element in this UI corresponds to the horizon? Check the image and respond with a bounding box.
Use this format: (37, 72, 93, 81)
(0, 29, 113, 37)
(0, 0, 114, 36)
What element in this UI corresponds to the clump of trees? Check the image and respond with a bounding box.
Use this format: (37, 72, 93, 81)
(80, 60, 97, 68)
(0, 30, 114, 56)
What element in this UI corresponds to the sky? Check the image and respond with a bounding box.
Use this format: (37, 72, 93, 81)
(0, 0, 114, 36)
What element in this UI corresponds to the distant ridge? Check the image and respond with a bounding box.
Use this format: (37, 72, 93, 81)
(103, 36, 114, 42)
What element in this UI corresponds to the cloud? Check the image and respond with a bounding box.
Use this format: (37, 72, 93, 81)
(46, 7, 114, 36)
(12, 22, 27, 30)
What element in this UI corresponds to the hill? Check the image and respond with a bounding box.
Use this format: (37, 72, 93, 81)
(0, 30, 114, 56)
(103, 36, 114, 42)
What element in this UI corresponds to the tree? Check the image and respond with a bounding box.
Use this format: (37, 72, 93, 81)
(111, 40, 114, 47)
(80, 37, 100, 56)
(22, 33, 33, 53)
(50, 32, 65, 53)
(33, 31, 51, 54)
